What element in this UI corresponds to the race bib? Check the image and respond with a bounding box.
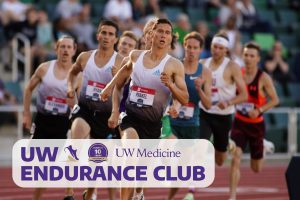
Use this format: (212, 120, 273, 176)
(178, 102, 195, 119)
(44, 96, 68, 115)
(211, 87, 220, 105)
(236, 103, 255, 115)
(129, 85, 156, 107)
(86, 80, 106, 101)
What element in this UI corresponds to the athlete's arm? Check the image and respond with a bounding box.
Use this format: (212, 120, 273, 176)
(229, 62, 248, 105)
(259, 72, 279, 112)
(111, 53, 124, 76)
(67, 52, 88, 98)
(100, 57, 132, 102)
(162, 59, 189, 105)
(23, 63, 47, 130)
(196, 67, 212, 109)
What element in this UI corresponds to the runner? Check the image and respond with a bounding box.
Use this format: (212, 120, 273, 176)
(23, 36, 77, 200)
(105, 18, 189, 200)
(67, 20, 123, 200)
(229, 42, 279, 200)
(167, 31, 212, 200)
(117, 31, 138, 57)
(199, 31, 247, 166)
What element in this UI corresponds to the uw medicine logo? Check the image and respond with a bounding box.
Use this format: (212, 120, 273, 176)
(13, 139, 215, 188)
(88, 143, 108, 163)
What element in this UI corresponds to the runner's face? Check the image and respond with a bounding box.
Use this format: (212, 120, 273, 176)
(117, 36, 136, 57)
(211, 43, 227, 60)
(142, 30, 153, 50)
(97, 25, 118, 49)
(243, 48, 260, 67)
(184, 38, 202, 61)
(152, 23, 172, 49)
(56, 38, 76, 62)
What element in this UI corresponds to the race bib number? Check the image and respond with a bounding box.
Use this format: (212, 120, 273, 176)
(236, 103, 255, 115)
(178, 102, 195, 119)
(211, 87, 219, 105)
(44, 96, 68, 115)
(86, 80, 106, 101)
(129, 85, 156, 107)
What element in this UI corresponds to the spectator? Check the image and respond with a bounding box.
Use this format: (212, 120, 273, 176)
(103, 0, 133, 30)
(236, 0, 272, 35)
(1, 0, 28, 24)
(145, 0, 161, 17)
(195, 21, 212, 58)
(36, 10, 55, 62)
(218, 0, 242, 28)
(264, 41, 293, 95)
(222, 15, 241, 52)
(132, 0, 145, 20)
(173, 13, 191, 45)
(70, 3, 97, 52)
(0, 79, 17, 125)
(55, 0, 82, 31)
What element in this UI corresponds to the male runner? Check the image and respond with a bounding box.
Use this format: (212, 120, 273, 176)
(167, 31, 212, 200)
(199, 31, 247, 166)
(23, 36, 77, 200)
(67, 20, 123, 200)
(229, 42, 279, 200)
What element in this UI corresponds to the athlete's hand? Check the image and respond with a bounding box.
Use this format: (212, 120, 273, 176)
(248, 109, 260, 118)
(160, 72, 172, 88)
(100, 86, 112, 102)
(108, 111, 120, 129)
(168, 105, 179, 118)
(66, 97, 75, 108)
(194, 76, 205, 91)
(67, 86, 75, 99)
(217, 101, 229, 110)
(23, 112, 32, 131)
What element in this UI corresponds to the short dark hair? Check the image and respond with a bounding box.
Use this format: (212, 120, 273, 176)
(244, 42, 261, 54)
(152, 18, 176, 50)
(97, 20, 119, 37)
(184, 31, 205, 48)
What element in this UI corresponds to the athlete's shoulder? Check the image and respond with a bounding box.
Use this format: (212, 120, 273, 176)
(35, 60, 52, 78)
(129, 50, 145, 62)
(168, 56, 183, 67)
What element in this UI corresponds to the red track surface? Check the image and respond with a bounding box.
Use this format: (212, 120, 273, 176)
(0, 164, 288, 200)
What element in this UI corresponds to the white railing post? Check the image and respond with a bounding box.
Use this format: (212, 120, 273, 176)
(288, 110, 298, 155)
(11, 33, 31, 84)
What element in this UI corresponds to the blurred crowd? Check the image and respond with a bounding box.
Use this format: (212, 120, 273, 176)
(0, 0, 300, 111)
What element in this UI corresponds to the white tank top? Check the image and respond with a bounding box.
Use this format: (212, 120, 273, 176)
(79, 50, 117, 112)
(126, 50, 172, 122)
(200, 57, 236, 115)
(37, 60, 69, 116)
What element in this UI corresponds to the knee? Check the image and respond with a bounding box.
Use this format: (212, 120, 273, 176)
(71, 119, 89, 139)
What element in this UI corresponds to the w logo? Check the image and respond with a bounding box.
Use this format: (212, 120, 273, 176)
(152, 69, 160, 76)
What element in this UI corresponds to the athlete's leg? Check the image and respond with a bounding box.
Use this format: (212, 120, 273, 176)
(71, 117, 90, 139)
(229, 147, 243, 200)
(166, 188, 179, 200)
(120, 127, 139, 200)
(250, 158, 264, 173)
(108, 188, 117, 200)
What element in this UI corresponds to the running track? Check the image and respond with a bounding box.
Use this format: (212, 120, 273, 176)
(0, 164, 288, 200)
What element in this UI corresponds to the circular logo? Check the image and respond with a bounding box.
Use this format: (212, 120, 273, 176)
(88, 143, 108, 163)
